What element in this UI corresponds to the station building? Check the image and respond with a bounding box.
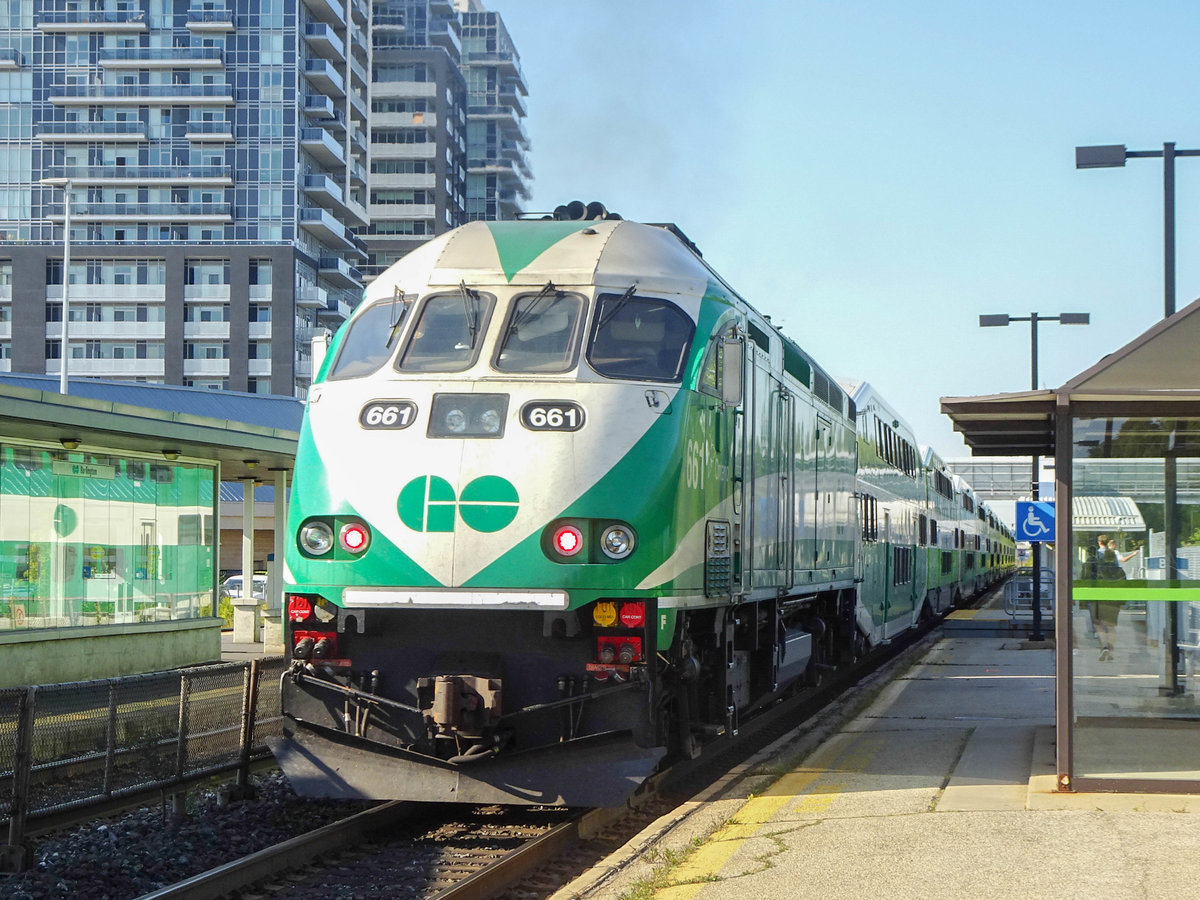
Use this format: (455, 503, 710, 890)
(0, 373, 300, 688)
(943, 295, 1200, 792)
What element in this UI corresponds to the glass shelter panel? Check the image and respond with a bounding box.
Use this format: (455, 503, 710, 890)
(0, 445, 216, 631)
(1071, 416, 1200, 784)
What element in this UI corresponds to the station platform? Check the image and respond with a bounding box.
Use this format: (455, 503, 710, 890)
(560, 599, 1200, 900)
(220, 631, 273, 662)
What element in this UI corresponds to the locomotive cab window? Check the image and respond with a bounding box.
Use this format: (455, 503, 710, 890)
(494, 286, 584, 373)
(397, 289, 494, 373)
(587, 291, 694, 383)
(327, 298, 407, 381)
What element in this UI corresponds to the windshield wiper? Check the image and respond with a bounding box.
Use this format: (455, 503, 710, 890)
(504, 281, 559, 342)
(459, 281, 481, 348)
(597, 284, 638, 330)
(385, 286, 410, 349)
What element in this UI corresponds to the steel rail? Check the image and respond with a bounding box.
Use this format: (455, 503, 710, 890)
(132, 800, 415, 900)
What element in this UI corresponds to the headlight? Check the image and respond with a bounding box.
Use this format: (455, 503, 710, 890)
(479, 408, 502, 434)
(600, 524, 636, 560)
(299, 520, 334, 555)
(428, 393, 508, 438)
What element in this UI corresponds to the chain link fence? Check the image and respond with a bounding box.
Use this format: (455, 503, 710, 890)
(2, 657, 286, 868)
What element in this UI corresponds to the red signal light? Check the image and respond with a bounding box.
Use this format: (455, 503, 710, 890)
(287, 594, 313, 623)
(619, 601, 645, 628)
(553, 524, 584, 557)
(339, 522, 370, 553)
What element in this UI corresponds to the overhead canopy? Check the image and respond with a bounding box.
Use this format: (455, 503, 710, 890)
(1071, 496, 1146, 533)
(0, 374, 302, 480)
(939, 390, 1056, 456)
(942, 295, 1200, 457)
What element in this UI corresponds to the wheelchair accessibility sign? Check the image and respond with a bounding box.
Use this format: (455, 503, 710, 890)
(1016, 501, 1055, 541)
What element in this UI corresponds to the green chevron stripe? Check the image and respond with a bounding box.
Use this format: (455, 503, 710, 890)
(485, 221, 593, 282)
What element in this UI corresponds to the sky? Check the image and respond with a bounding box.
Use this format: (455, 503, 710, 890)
(490, 0, 1200, 460)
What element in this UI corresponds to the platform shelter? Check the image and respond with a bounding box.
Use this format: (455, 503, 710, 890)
(943, 296, 1200, 793)
(0, 374, 301, 688)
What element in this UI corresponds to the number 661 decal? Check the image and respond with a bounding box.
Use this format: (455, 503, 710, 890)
(360, 400, 418, 429)
(520, 401, 586, 432)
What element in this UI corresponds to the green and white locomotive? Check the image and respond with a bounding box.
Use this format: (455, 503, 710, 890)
(273, 211, 1012, 806)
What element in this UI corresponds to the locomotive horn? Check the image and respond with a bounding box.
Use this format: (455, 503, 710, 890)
(552, 204, 570, 220)
(565, 200, 586, 220)
(585, 201, 607, 220)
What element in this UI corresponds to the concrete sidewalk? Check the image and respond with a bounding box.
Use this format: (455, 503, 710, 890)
(558, 630, 1200, 900)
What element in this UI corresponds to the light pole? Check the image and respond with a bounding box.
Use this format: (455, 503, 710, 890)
(59, 180, 73, 394)
(979, 312, 1091, 641)
(1076, 142, 1200, 319)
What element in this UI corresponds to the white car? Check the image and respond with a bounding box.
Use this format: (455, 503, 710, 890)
(220, 574, 268, 601)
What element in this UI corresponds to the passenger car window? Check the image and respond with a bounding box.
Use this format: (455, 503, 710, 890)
(587, 293, 695, 382)
(494, 288, 584, 373)
(397, 290, 493, 373)
(327, 298, 405, 381)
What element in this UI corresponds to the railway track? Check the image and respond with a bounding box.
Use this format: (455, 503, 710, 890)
(126, 596, 986, 900)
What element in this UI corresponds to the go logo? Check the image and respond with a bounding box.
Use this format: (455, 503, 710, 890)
(398, 475, 520, 533)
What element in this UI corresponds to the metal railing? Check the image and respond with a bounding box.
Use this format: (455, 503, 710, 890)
(1, 658, 285, 869)
(1003, 571, 1055, 619)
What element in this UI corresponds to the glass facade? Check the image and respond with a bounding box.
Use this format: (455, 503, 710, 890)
(0, 0, 370, 395)
(1070, 415, 1200, 785)
(0, 442, 217, 629)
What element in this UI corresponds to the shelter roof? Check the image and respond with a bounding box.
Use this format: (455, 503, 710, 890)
(0, 374, 302, 480)
(942, 295, 1200, 457)
(1071, 496, 1146, 533)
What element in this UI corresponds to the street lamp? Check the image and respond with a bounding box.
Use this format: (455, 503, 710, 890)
(1075, 142, 1200, 319)
(979, 311, 1091, 642)
(59, 180, 73, 394)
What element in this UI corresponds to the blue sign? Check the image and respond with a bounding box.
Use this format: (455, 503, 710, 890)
(1016, 501, 1055, 542)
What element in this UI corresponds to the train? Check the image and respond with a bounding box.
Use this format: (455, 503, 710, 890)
(271, 207, 1014, 806)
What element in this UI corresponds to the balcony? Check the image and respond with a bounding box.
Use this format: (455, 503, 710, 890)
(301, 0, 346, 28)
(304, 94, 337, 121)
(429, 0, 453, 14)
(303, 59, 345, 98)
(372, 142, 436, 161)
(36, 9, 148, 31)
(184, 284, 231, 300)
(41, 165, 232, 186)
(47, 202, 232, 223)
(429, 19, 461, 54)
(183, 358, 230, 377)
(304, 23, 346, 61)
(51, 83, 234, 105)
(318, 256, 361, 290)
(51, 359, 165, 377)
(349, 57, 367, 88)
(347, 87, 367, 120)
(296, 284, 328, 309)
(373, 12, 404, 29)
(350, 23, 368, 57)
(299, 207, 360, 254)
(349, 125, 368, 153)
(302, 173, 345, 208)
(186, 8, 235, 31)
(36, 121, 148, 142)
(46, 284, 164, 302)
(300, 128, 346, 168)
(248, 358, 273, 378)
(317, 296, 353, 322)
(349, 160, 367, 186)
(0, 49, 23, 69)
(185, 120, 234, 142)
(60, 321, 166, 340)
(100, 47, 223, 68)
(248, 321, 272, 340)
(183, 321, 230, 340)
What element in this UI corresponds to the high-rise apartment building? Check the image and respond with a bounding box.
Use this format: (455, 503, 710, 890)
(459, 2, 528, 221)
(0, 0, 371, 395)
(363, 0, 528, 280)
